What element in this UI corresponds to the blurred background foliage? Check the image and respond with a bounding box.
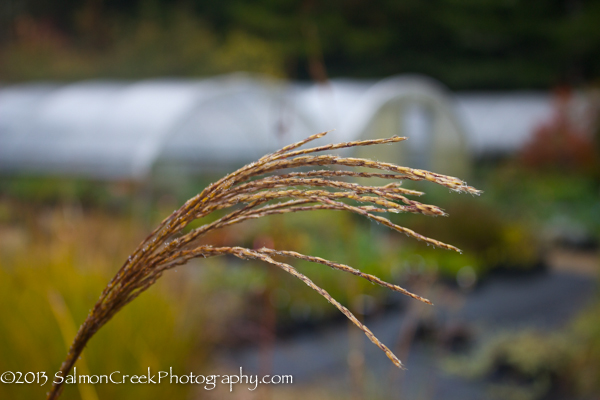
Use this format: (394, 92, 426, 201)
(1, 147, 598, 399)
(1, 1, 600, 399)
(2, 0, 600, 88)
(0, 196, 259, 399)
(0, 109, 598, 397)
(443, 297, 600, 400)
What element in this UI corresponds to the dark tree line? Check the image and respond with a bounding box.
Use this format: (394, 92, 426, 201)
(2, 0, 600, 89)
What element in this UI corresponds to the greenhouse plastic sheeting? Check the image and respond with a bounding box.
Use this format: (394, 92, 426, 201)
(0, 73, 554, 180)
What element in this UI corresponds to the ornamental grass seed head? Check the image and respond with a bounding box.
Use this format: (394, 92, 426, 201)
(47, 131, 480, 400)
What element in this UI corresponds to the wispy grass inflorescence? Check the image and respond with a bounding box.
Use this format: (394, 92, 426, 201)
(47, 132, 480, 399)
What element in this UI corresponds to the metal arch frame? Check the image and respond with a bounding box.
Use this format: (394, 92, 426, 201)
(138, 73, 319, 179)
(341, 74, 469, 147)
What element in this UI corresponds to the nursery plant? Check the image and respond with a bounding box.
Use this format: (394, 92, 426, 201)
(47, 132, 480, 399)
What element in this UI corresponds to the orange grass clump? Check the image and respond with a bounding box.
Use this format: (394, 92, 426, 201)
(47, 132, 480, 400)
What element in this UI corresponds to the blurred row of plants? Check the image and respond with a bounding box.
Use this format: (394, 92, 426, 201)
(2, 0, 600, 87)
(443, 298, 600, 400)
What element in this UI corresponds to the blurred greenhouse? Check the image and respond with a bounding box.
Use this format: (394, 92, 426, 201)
(2, 73, 589, 181)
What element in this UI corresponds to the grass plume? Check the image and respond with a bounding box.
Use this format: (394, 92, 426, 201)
(47, 132, 480, 399)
